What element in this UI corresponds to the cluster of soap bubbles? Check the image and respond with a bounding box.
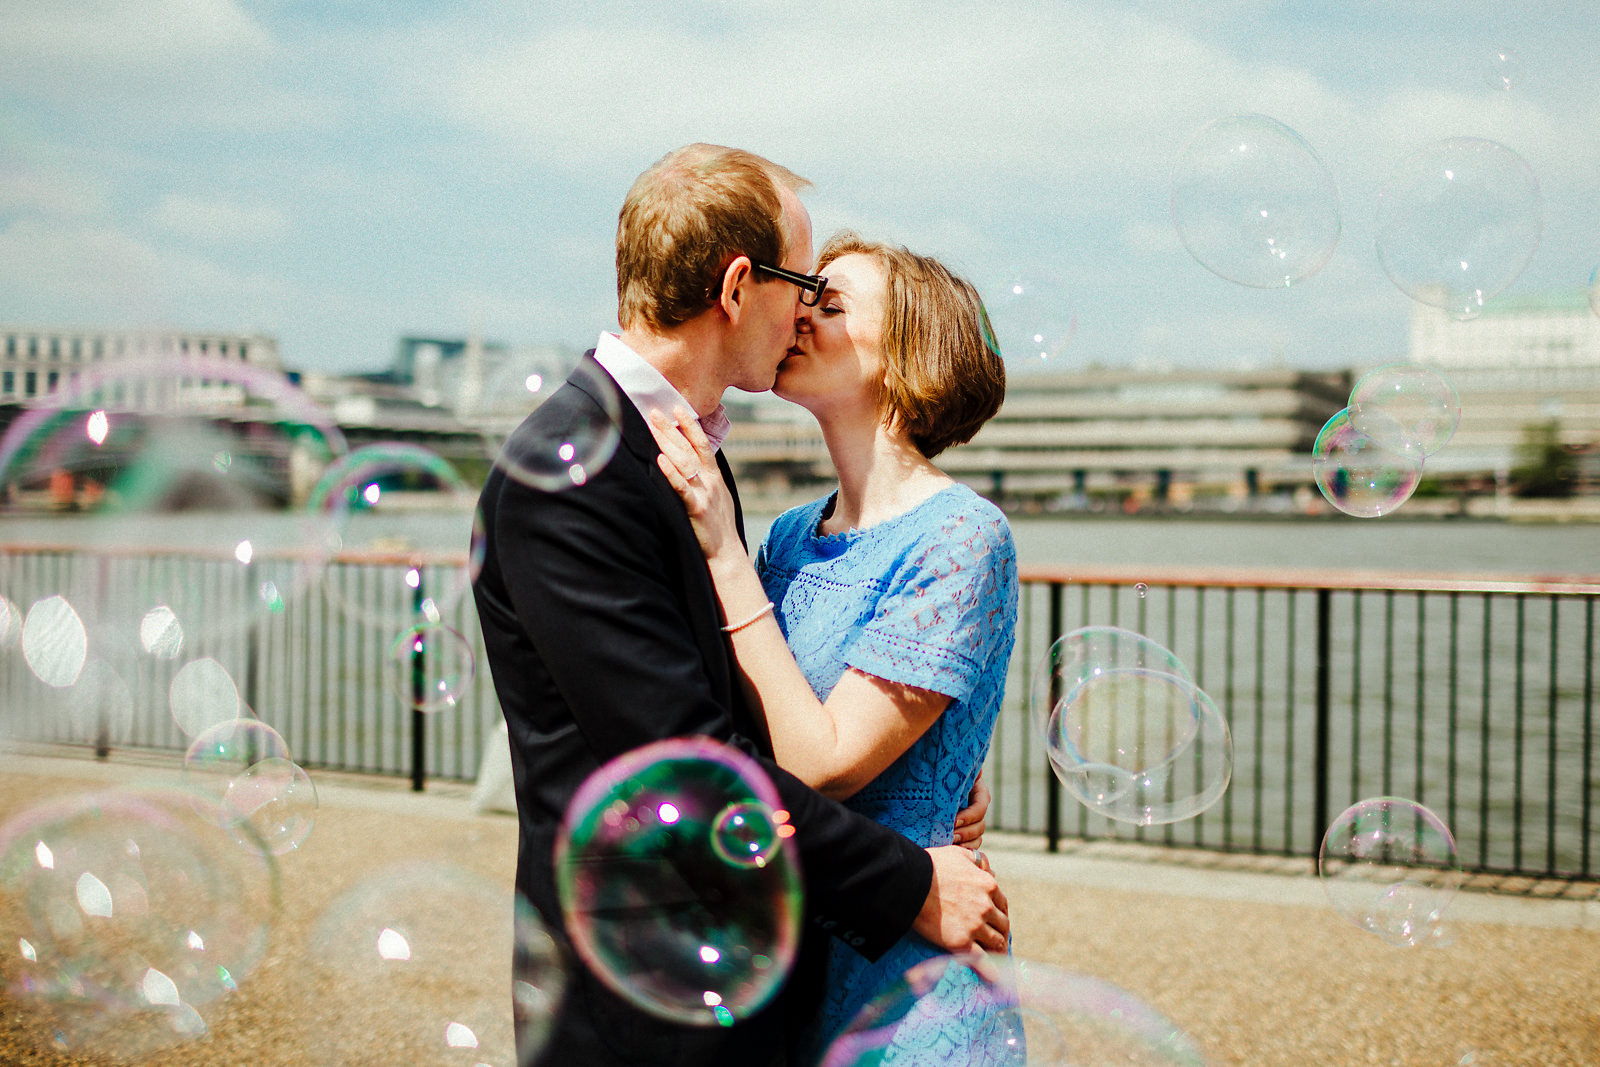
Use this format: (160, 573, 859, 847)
(1031, 627, 1232, 826)
(824, 954, 1206, 1066)
(1172, 116, 1543, 322)
(1318, 797, 1463, 948)
(1312, 363, 1461, 517)
(556, 736, 801, 1028)
(0, 787, 280, 1058)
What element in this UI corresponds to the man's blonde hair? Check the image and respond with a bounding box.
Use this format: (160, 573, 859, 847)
(617, 144, 809, 331)
(818, 232, 1006, 459)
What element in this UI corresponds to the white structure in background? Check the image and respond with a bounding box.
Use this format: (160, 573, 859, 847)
(0, 325, 283, 404)
(1404, 291, 1600, 475)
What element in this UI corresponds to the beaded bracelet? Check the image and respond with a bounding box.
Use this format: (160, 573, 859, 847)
(722, 601, 775, 634)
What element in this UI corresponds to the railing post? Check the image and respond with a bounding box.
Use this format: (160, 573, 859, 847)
(411, 569, 427, 792)
(93, 553, 110, 760)
(1046, 581, 1063, 853)
(1312, 587, 1332, 875)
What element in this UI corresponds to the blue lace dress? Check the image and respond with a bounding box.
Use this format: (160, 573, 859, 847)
(754, 484, 1020, 1065)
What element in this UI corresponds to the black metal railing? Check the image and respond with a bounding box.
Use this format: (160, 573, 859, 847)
(2, 546, 1595, 881)
(991, 565, 1599, 880)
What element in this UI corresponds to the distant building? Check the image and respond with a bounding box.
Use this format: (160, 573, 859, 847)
(1405, 291, 1600, 477)
(0, 325, 281, 404)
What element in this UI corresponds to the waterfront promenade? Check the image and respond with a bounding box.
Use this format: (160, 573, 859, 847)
(1, 750, 1595, 1066)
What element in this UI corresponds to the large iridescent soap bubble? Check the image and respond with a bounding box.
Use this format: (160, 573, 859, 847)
(1171, 113, 1342, 289)
(985, 272, 1077, 368)
(823, 954, 1207, 1067)
(1375, 137, 1542, 320)
(555, 736, 801, 1027)
(477, 349, 623, 491)
(1319, 797, 1463, 948)
(309, 862, 564, 1066)
(1050, 668, 1233, 826)
(1311, 407, 1425, 517)
(0, 787, 279, 1059)
(1032, 628, 1230, 825)
(0, 357, 346, 647)
(1028, 626, 1193, 749)
(184, 717, 317, 855)
(1348, 364, 1461, 457)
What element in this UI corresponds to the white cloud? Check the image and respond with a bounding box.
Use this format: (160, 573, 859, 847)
(0, 217, 291, 327)
(153, 194, 289, 244)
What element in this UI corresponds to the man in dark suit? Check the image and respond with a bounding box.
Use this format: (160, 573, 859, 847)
(473, 143, 1009, 1066)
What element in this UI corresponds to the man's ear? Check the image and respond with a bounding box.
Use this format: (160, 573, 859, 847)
(717, 256, 755, 324)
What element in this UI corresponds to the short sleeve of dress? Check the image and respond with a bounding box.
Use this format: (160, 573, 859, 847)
(845, 505, 1015, 704)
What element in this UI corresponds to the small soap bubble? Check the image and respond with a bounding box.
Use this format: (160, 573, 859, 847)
(1375, 138, 1542, 320)
(310, 863, 563, 1066)
(1588, 265, 1599, 319)
(480, 352, 622, 491)
(556, 737, 801, 1027)
(1319, 797, 1463, 947)
(1348, 364, 1462, 457)
(220, 756, 317, 855)
(0, 788, 277, 1059)
(386, 623, 475, 713)
(1312, 407, 1424, 518)
(64, 659, 135, 745)
(1134, 582, 1149, 598)
(1171, 113, 1342, 289)
(823, 955, 1205, 1067)
(1484, 46, 1520, 91)
(710, 801, 782, 870)
(307, 443, 478, 627)
(985, 274, 1077, 366)
(0, 594, 22, 647)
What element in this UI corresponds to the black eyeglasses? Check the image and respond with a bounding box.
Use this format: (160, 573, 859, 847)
(754, 263, 828, 307)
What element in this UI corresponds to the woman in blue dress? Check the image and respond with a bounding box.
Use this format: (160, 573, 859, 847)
(650, 232, 1020, 1065)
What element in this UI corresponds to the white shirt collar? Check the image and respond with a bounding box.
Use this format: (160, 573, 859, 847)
(592, 332, 732, 451)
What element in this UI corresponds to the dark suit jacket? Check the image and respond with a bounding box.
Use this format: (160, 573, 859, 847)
(473, 353, 934, 1066)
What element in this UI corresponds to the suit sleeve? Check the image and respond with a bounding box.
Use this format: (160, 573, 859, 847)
(492, 443, 931, 959)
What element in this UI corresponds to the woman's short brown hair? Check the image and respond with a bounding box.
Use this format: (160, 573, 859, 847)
(818, 232, 1006, 459)
(616, 143, 808, 331)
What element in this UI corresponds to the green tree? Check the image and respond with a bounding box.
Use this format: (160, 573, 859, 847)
(1511, 419, 1578, 498)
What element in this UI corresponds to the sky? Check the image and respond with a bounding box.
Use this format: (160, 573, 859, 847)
(1, 1, 1597, 379)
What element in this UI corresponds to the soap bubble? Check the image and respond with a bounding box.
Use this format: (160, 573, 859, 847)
(709, 801, 784, 870)
(1588, 265, 1599, 318)
(385, 623, 475, 713)
(1312, 407, 1425, 518)
(985, 273, 1077, 366)
(63, 659, 135, 745)
(0, 787, 278, 1059)
(556, 737, 801, 1027)
(183, 718, 316, 853)
(1375, 138, 1542, 320)
(307, 443, 477, 628)
(1171, 113, 1341, 289)
(1319, 797, 1463, 947)
(1047, 668, 1233, 826)
(309, 862, 564, 1066)
(823, 954, 1206, 1067)
(1348, 364, 1462, 457)
(1484, 47, 1520, 91)
(480, 351, 622, 491)
(1029, 626, 1192, 755)
(0, 357, 346, 644)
